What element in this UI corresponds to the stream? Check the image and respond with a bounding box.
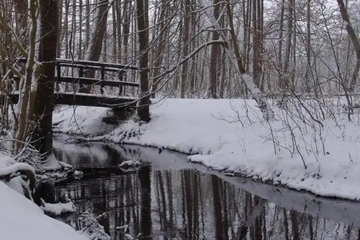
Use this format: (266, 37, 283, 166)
(52, 138, 360, 240)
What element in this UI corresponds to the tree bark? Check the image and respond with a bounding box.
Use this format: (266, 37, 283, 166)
(81, 0, 109, 92)
(84, 0, 109, 62)
(304, 0, 311, 93)
(208, 0, 220, 98)
(150, 0, 169, 98)
(13, 0, 28, 45)
(136, 0, 151, 122)
(199, 0, 274, 120)
(31, 0, 58, 157)
(336, 0, 360, 92)
(278, 0, 285, 90)
(14, 0, 37, 153)
(282, 0, 294, 91)
(180, 0, 191, 98)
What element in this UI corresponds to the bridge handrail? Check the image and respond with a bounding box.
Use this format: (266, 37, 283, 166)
(11, 57, 139, 71)
(58, 76, 139, 87)
(5, 58, 139, 96)
(56, 58, 139, 71)
(57, 63, 127, 72)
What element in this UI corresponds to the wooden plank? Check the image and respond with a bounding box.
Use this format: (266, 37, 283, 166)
(56, 58, 139, 70)
(58, 63, 126, 72)
(58, 76, 139, 88)
(11, 76, 139, 88)
(14, 57, 139, 71)
(8, 93, 137, 108)
(54, 93, 137, 107)
(13, 76, 139, 87)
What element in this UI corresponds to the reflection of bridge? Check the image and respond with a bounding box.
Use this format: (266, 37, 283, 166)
(5, 58, 140, 108)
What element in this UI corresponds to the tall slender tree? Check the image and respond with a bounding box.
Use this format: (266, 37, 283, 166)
(136, 0, 150, 122)
(31, 0, 59, 157)
(336, 0, 360, 92)
(208, 0, 220, 98)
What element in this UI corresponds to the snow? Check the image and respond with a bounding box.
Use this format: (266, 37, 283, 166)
(40, 200, 76, 216)
(0, 180, 87, 240)
(0, 154, 87, 240)
(0, 153, 32, 195)
(53, 98, 360, 201)
(118, 159, 142, 168)
(0, 162, 35, 176)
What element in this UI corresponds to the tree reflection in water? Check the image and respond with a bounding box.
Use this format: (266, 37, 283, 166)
(53, 141, 360, 239)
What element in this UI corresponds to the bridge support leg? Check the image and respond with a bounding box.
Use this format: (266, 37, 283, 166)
(102, 106, 136, 124)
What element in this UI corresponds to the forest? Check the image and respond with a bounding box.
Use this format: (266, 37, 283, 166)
(0, 0, 359, 151)
(1, 1, 360, 239)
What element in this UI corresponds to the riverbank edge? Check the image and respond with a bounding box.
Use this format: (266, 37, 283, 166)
(54, 131, 359, 202)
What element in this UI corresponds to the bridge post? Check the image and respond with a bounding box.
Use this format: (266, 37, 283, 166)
(0, 61, 5, 79)
(100, 66, 105, 94)
(79, 66, 84, 91)
(118, 71, 124, 96)
(56, 61, 61, 92)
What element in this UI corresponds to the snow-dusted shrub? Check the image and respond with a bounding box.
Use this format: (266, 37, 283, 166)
(0, 153, 36, 199)
(77, 211, 110, 240)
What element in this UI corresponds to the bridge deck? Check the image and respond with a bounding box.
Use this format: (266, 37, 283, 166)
(7, 92, 137, 108)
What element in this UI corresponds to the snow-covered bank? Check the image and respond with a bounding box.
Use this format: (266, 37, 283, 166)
(0, 174, 86, 240)
(53, 98, 360, 200)
(0, 153, 93, 240)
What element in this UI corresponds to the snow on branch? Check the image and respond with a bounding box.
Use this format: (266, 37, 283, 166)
(0, 162, 36, 191)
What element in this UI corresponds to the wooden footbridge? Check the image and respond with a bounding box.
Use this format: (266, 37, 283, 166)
(1, 58, 140, 108)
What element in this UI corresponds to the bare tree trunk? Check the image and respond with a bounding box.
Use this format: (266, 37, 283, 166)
(31, 0, 59, 157)
(199, 0, 274, 120)
(252, 0, 260, 88)
(81, 0, 109, 92)
(71, 0, 76, 58)
(85, 0, 90, 50)
(13, 0, 28, 45)
(122, 0, 130, 65)
(150, 0, 169, 98)
(282, 0, 294, 91)
(78, 0, 83, 59)
(84, 0, 109, 61)
(304, 0, 311, 93)
(208, 0, 220, 98)
(278, 0, 285, 90)
(180, 0, 191, 98)
(111, 2, 117, 62)
(56, 0, 63, 58)
(219, 50, 226, 98)
(336, 0, 360, 92)
(15, 0, 38, 153)
(115, 0, 122, 63)
(136, 0, 150, 122)
(64, 0, 70, 59)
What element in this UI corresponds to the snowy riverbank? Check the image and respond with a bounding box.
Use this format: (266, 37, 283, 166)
(53, 98, 360, 200)
(0, 153, 87, 240)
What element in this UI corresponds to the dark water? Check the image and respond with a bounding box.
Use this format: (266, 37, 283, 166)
(53, 138, 360, 240)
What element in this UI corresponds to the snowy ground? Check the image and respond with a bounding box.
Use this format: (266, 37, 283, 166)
(53, 98, 360, 200)
(0, 153, 87, 240)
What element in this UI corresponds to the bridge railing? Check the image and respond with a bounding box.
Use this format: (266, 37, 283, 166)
(1, 58, 140, 97)
(54, 59, 139, 96)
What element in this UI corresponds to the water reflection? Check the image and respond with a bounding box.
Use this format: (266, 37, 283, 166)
(53, 138, 360, 239)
